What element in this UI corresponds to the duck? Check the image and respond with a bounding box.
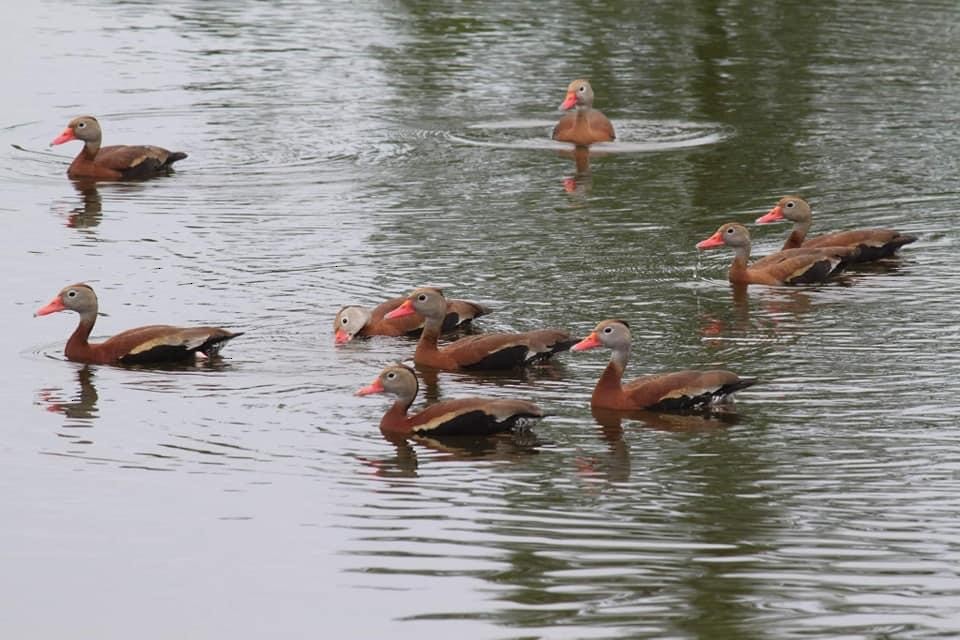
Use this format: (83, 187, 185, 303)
(50, 116, 187, 180)
(755, 195, 916, 262)
(334, 296, 490, 344)
(696, 223, 855, 285)
(384, 287, 577, 370)
(572, 319, 755, 411)
(35, 283, 241, 365)
(552, 79, 616, 146)
(356, 363, 543, 436)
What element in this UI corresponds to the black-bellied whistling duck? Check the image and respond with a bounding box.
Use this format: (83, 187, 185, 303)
(334, 296, 491, 344)
(356, 363, 543, 436)
(572, 320, 755, 411)
(35, 283, 241, 365)
(384, 287, 577, 371)
(50, 116, 187, 180)
(755, 195, 916, 262)
(696, 223, 855, 286)
(552, 79, 616, 146)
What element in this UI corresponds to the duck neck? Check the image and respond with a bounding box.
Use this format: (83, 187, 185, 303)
(65, 311, 97, 360)
(380, 396, 414, 433)
(729, 244, 752, 282)
(82, 139, 101, 157)
(784, 221, 810, 249)
(414, 316, 444, 360)
(595, 346, 628, 399)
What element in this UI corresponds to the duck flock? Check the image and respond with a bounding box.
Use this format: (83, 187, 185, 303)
(39, 79, 915, 438)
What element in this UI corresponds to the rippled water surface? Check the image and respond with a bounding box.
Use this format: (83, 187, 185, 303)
(3, 1, 960, 638)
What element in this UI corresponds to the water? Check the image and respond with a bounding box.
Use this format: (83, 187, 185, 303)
(2, 1, 959, 638)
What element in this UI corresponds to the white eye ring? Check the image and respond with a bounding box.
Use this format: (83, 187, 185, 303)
(386, 372, 396, 380)
(340, 317, 348, 324)
(417, 294, 427, 302)
(77, 122, 86, 128)
(67, 290, 77, 297)
(603, 326, 613, 333)
(786, 201, 795, 208)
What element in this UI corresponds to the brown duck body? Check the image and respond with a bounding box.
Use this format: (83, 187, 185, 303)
(385, 288, 576, 371)
(52, 116, 186, 181)
(412, 327, 576, 371)
(573, 320, 755, 411)
(757, 196, 916, 262)
(357, 364, 543, 436)
(64, 323, 240, 365)
(36, 284, 240, 365)
(590, 362, 753, 411)
(553, 110, 616, 146)
(697, 223, 854, 286)
(552, 79, 615, 146)
(378, 396, 543, 436)
(334, 296, 490, 343)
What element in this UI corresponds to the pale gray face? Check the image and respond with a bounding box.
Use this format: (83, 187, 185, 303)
(717, 223, 751, 249)
(334, 305, 372, 340)
(777, 196, 812, 223)
(566, 79, 595, 107)
(593, 319, 631, 350)
(67, 116, 102, 143)
(379, 364, 417, 395)
(59, 283, 98, 314)
(407, 287, 446, 320)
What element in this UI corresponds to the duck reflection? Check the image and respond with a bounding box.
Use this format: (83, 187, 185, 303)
(369, 429, 543, 478)
(416, 362, 568, 404)
(592, 405, 740, 432)
(560, 146, 593, 195)
(578, 407, 740, 484)
(36, 365, 99, 424)
(699, 283, 817, 341)
(576, 408, 631, 484)
(63, 180, 102, 229)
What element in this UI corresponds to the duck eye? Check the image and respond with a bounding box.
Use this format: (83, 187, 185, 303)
(340, 317, 348, 324)
(726, 227, 734, 233)
(386, 372, 396, 380)
(417, 294, 427, 302)
(67, 290, 77, 298)
(786, 201, 795, 208)
(77, 122, 86, 129)
(578, 85, 586, 92)
(603, 326, 613, 334)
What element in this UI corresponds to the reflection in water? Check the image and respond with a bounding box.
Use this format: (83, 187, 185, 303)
(68, 180, 102, 228)
(580, 407, 741, 485)
(561, 146, 593, 194)
(700, 284, 816, 341)
(57, 180, 102, 229)
(36, 365, 99, 425)
(416, 363, 568, 403)
(368, 429, 544, 477)
(591, 405, 740, 433)
(576, 410, 631, 484)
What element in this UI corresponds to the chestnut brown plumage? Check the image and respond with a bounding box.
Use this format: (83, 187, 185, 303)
(572, 320, 755, 411)
(334, 296, 490, 344)
(756, 195, 916, 262)
(50, 116, 187, 180)
(35, 283, 240, 365)
(384, 287, 576, 371)
(552, 79, 616, 146)
(356, 364, 543, 436)
(696, 222, 855, 285)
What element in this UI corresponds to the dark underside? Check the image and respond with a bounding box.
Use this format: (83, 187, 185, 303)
(413, 409, 537, 437)
(647, 379, 757, 412)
